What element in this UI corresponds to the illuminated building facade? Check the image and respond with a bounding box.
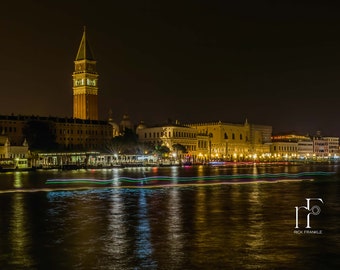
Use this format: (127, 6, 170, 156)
(271, 133, 339, 160)
(0, 115, 112, 151)
(271, 134, 312, 160)
(0, 135, 28, 159)
(324, 137, 339, 156)
(188, 120, 272, 161)
(0, 134, 30, 170)
(136, 121, 199, 162)
(72, 28, 99, 120)
(136, 120, 272, 162)
(297, 140, 314, 158)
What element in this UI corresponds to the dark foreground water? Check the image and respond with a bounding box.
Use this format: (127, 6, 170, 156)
(0, 163, 339, 269)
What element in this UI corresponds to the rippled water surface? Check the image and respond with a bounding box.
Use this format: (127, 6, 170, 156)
(0, 164, 339, 269)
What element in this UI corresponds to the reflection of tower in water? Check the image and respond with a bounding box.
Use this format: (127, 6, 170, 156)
(106, 190, 129, 268)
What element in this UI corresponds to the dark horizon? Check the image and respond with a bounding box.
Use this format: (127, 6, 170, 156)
(2, 1, 340, 136)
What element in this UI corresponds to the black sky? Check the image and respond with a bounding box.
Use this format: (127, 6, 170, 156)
(2, 1, 340, 136)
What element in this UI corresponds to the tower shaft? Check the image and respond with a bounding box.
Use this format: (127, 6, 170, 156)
(72, 28, 99, 120)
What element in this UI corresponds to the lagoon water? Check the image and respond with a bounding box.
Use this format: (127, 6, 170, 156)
(0, 163, 339, 269)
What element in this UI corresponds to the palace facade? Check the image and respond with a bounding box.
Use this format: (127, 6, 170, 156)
(136, 119, 273, 163)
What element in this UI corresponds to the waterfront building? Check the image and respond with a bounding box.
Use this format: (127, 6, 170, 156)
(0, 134, 30, 169)
(72, 27, 99, 120)
(136, 120, 199, 162)
(324, 136, 339, 156)
(136, 119, 272, 163)
(51, 117, 112, 151)
(271, 133, 339, 161)
(313, 137, 328, 158)
(297, 139, 314, 159)
(0, 115, 112, 151)
(0, 134, 29, 159)
(312, 131, 339, 158)
(0, 115, 25, 146)
(187, 119, 272, 161)
(270, 135, 300, 160)
(271, 134, 311, 160)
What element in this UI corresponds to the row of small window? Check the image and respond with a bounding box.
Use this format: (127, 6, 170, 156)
(314, 142, 328, 146)
(273, 146, 298, 151)
(198, 140, 208, 149)
(0, 126, 17, 133)
(146, 140, 196, 151)
(57, 137, 101, 142)
(144, 131, 197, 139)
(0, 127, 109, 136)
(56, 129, 108, 136)
(224, 133, 248, 141)
(63, 143, 101, 149)
(143, 131, 249, 141)
(0, 154, 26, 159)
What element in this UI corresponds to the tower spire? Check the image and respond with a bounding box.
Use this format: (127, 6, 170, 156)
(75, 26, 95, 61)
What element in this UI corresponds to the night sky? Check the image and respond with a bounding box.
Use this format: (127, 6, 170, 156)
(2, 1, 340, 136)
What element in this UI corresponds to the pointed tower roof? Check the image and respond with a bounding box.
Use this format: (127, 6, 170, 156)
(75, 26, 95, 61)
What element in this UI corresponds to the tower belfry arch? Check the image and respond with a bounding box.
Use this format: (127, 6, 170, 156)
(72, 27, 99, 120)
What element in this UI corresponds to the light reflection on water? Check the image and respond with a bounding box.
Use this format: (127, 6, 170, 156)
(166, 188, 184, 268)
(9, 193, 34, 268)
(0, 164, 339, 269)
(135, 189, 157, 268)
(13, 172, 24, 189)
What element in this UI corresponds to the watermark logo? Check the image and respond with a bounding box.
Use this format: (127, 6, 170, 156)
(294, 198, 324, 235)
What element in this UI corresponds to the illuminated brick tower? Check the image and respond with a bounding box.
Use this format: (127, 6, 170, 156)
(72, 27, 99, 120)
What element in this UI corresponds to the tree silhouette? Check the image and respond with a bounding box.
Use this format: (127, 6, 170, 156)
(105, 128, 139, 155)
(154, 145, 170, 159)
(23, 120, 58, 151)
(172, 143, 187, 153)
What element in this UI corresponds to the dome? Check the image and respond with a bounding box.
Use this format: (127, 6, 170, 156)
(119, 114, 133, 131)
(108, 120, 120, 137)
(136, 120, 147, 131)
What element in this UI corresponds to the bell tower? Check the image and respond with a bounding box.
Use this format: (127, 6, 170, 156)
(72, 27, 99, 120)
